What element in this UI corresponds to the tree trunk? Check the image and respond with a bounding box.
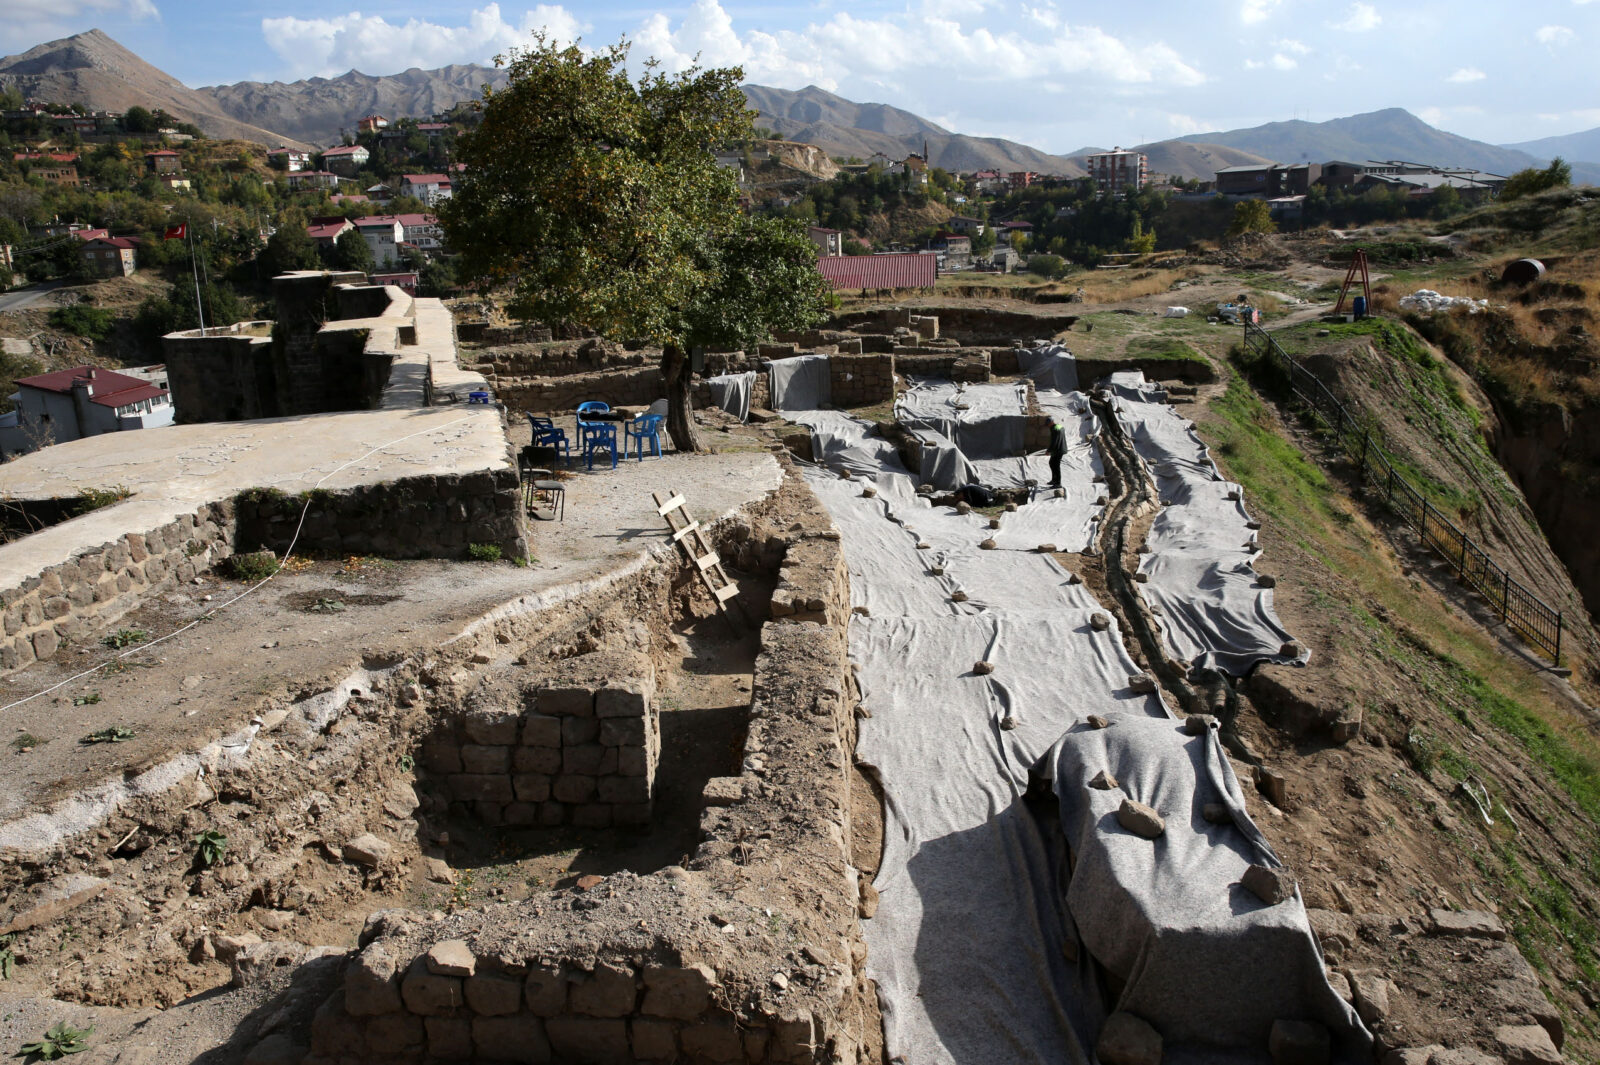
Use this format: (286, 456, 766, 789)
(661, 341, 700, 453)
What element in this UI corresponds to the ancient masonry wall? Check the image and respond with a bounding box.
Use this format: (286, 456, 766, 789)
(828, 353, 896, 408)
(894, 350, 991, 383)
(495, 366, 772, 417)
(307, 466, 874, 1064)
(418, 649, 660, 829)
(0, 503, 235, 672)
(233, 470, 526, 562)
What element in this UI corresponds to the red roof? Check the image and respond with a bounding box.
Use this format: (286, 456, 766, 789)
(400, 173, 449, 185)
(323, 145, 367, 156)
(817, 253, 936, 291)
(69, 228, 109, 241)
(306, 222, 352, 241)
(17, 366, 166, 408)
(145, 150, 180, 157)
(391, 213, 437, 227)
(85, 237, 138, 250)
(350, 215, 403, 229)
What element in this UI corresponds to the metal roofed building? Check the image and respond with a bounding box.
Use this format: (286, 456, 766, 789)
(817, 252, 937, 292)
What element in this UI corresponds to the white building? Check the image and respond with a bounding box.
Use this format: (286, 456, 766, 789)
(351, 216, 406, 267)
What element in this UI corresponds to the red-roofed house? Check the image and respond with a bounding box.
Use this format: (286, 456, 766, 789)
(68, 228, 109, 242)
(358, 115, 389, 134)
(145, 149, 181, 174)
(286, 170, 340, 191)
(817, 252, 936, 292)
(392, 213, 443, 252)
(807, 226, 842, 257)
(1, 366, 173, 452)
(398, 173, 452, 207)
(350, 216, 405, 266)
(321, 144, 370, 176)
(305, 219, 355, 249)
(80, 236, 138, 278)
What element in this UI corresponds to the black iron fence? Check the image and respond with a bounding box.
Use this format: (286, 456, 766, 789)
(1242, 320, 1563, 665)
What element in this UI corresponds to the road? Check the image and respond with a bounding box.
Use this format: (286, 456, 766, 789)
(0, 280, 65, 314)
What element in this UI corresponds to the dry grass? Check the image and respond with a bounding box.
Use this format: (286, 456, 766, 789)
(1076, 265, 1210, 303)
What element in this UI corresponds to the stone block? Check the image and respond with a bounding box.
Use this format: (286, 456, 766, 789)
(599, 776, 650, 805)
(631, 1018, 679, 1061)
(423, 740, 462, 775)
(545, 1017, 630, 1063)
(401, 966, 463, 1015)
(31, 629, 58, 660)
(680, 1019, 742, 1062)
(573, 804, 613, 828)
(449, 774, 514, 804)
(465, 709, 521, 746)
(569, 962, 637, 1018)
(612, 802, 652, 825)
(515, 746, 562, 774)
(618, 746, 652, 777)
(563, 716, 601, 745)
(427, 939, 476, 978)
(364, 1012, 424, 1055)
(599, 717, 646, 747)
(538, 687, 594, 717)
(524, 963, 568, 1016)
(563, 744, 606, 775)
(596, 680, 649, 718)
(426, 1015, 473, 1060)
(504, 801, 540, 825)
(473, 1016, 553, 1063)
(554, 775, 597, 803)
(1427, 908, 1506, 940)
(641, 964, 715, 1020)
(346, 944, 402, 1017)
(308, 991, 365, 1058)
(461, 744, 511, 774)
(513, 774, 552, 803)
(522, 714, 562, 747)
(464, 973, 524, 1016)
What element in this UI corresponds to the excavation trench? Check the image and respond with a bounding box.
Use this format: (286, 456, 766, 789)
(0, 467, 881, 1065)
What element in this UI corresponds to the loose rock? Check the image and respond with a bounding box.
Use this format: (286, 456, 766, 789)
(426, 939, 476, 978)
(980, 538, 997, 550)
(1087, 715, 1110, 729)
(342, 834, 392, 868)
(973, 661, 995, 675)
(1183, 714, 1217, 735)
(1242, 864, 1296, 905)
(1495, 1025, 1561, 1065)
(1090, 613, 1112, 631)
(1128, 673, 1157, 695)
(1089, 770, 1120, 791)
(1117, 798, 1165, 839)
(1428, 908, 1506, 940)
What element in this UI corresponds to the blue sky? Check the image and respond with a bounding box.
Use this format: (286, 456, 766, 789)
(6, 0, 1598, 152)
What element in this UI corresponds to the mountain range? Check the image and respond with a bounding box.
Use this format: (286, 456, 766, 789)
(3, 30, 1598, 186)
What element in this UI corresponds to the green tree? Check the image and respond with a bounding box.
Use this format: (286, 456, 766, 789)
(1500, 157, 1572, 202)
(261, 211, 320, 277)
(330, 228, 375, 272)
(1226, 199, 1277, 237)
(442, 37, 828, 451)
(124, 106, 158, 133)
(1429, 184, 1462, 220)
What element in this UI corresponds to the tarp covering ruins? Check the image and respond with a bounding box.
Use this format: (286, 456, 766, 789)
(1105, 371, 1307, 675)
(788, 372, 1361, 1064)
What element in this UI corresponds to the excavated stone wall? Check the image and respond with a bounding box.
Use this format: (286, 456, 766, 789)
(829, 354, 895, 408)
(494, 367, 772, 418)
(305, 467, 874, 1065)
(0, 502, 235, 672)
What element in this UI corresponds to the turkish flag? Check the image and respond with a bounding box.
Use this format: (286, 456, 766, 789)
(163, 223, 186, 240)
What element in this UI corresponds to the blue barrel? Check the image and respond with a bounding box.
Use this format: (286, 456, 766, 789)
(1353, 296, 1368, 319)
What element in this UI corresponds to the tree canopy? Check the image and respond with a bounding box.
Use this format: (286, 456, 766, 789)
(441, 36, 828, 451)
(1226, 199, 1277, 237)
(1500, 157, 1572, 202)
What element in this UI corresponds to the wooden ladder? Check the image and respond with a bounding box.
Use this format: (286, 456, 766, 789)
(654, 490, 742, 618)
(1334, 248, 1372, 315)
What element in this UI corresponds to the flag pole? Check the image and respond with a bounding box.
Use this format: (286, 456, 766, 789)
(185, 223, 206, 334)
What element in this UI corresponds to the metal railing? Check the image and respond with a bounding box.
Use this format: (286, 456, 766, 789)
(1242, 320, 1563, 665)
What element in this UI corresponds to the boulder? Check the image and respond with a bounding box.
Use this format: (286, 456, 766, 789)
(1428, 908, 1506, 940)
(1495, 1025, 1561, 1065)
(426, 939, 476, 978)
(1242, 864, 1296, 905)
(343, 834, 392, 868)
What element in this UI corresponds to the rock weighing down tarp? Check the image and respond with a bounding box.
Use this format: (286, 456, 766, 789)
(791, 392, 1365, 1064)
(1106, 371, 1307, 675)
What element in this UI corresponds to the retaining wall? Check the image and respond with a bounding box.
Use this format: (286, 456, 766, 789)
(234, 470, 526, 562)
(894, 351, 991, 383)
(829, 353, 896, 408)
(0, 502, 235, 672)
(495, 367, 773, 417)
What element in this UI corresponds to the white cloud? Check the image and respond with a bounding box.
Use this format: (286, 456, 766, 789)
(1274, 38, 1311, 55)
(2, 0, 158, 50)
(1270, 53, 1297, 70)
(1165, 113, 1210, 135)
(1328, 3, 1381, 31)
(1241, 0, 1282, 24)
(1446, 67, 1485, 83)
(1535, 24, 1575, 47)
(259, 3, 585, 79)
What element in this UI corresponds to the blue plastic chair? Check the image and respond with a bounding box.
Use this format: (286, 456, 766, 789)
(623, 413, 665, 461)
(468, 390, 492, 405)
(575, 400, 611, 449)
(583, 422, 619, 470)
(526, 414, 571, 465)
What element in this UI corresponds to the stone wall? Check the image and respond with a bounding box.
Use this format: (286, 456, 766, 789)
(234, 470, 527, 562)
(163, 323, 277, 423)
(894, 350, 991, 383)
(829, 306, 1078, 346)
(496, 366, 772, 418)
(829, 353, 895, 408)
(305, 466, 876, 1065)
(417, 650, 659, 828)
(0, 502, 235, 672)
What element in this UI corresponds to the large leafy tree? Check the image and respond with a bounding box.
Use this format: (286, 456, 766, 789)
(441, 37, 829, 451)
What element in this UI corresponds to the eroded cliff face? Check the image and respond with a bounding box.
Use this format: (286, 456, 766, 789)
(1494, 398, 1600, 621)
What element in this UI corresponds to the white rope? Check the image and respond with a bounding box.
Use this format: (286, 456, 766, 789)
(0, 414, 476, 714)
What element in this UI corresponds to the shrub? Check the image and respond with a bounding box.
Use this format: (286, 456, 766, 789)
(466, 543, 502, 562)
(227, 550, 279, 581)
(48, 304, 115, 341)
(74, 486, 130, 515)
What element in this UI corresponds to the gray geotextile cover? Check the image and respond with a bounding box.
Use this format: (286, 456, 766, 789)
(896, 379, 1028, 459)
(1046, 716, 1370, 1058)
(789, 411, 904, 477)
(767, 353, 831, 411)
(1016, 342, 1081, 393)
(706, 370, 755, 422)
(1106, 371, 1307, 675)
